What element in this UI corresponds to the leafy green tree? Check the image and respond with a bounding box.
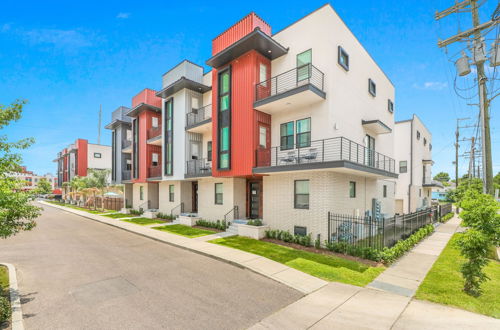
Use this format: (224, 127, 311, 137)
(446, 177, 483, 204)
(0, 100, 41, 238)
(494, 172, 500, 192)
(35, 178, 52, 195)
(433, 172, 450, 183)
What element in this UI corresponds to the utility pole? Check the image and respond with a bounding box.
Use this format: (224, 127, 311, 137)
(436, 0, 498, 194)
(455, 117, 470, 186)
(98, 105, 102, 145)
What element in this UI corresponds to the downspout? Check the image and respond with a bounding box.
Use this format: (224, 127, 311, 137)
(408, 119, 413, 213)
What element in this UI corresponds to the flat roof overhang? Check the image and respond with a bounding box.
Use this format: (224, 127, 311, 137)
(146, 177, 162, 182)
(253, 160, 398, 178)
(156, 77, 211, 99)
(146, 135, 162, 146)
(105, 119, 131, 130)
(422, 159, 434, 165)
(254, 84, 326, 113)
(206, 28, 288, 68)
(362, 120, 392, 134)
(423, 181, 444, 188)
(126, 103, 161, 118)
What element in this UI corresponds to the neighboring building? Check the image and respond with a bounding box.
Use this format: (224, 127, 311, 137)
(54, 139, 112, 187)
(116, 4, 406, 241)
(7, 166, 58, 191)
(105, 106, 132, 185)
(394, 115, 441, 213)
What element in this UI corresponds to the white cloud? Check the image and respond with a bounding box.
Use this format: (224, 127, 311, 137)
(116, 12, 130, 19)
(23, 28, 92, 48)
(413, 81, 448, 91)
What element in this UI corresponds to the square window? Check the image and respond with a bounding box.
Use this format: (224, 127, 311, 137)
(294, 180, 309, 209)
(368, 79, 376, 96)
(349, 181, 356, 198)
(399, 161, 408, 173)
(338, 46, 349, 71)
(94, 152, 102, 158)
(388, 99, 394, 113)
(215, 183, 223, 205)
(294, 226, 307, 236)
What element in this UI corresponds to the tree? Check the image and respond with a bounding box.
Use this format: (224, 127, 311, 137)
(446, 177, 483, 204)
(84, 169, 110, 210)
(433, 172, 450, 183)
(35, 178, 52, 195)
(494, 172, 500, 192)
(0, 100, 41, 238)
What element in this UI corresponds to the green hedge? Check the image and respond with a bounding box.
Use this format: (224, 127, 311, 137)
(156, 212, 175, 220)
(0, 296, 10, 324)
(440, 212, 454, 223)
(265, 229, 312, 247)
(195, 219, 227, 230)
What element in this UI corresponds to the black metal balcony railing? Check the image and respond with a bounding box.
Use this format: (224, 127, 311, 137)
(186, 158, 212, 176)
(186, 104, 212, 128)
(122, 139, 132, 149)
(255, 136, 396, 174)
(122, 170, 131, 181)
(255, 64, 325, 102)
(148, 165, 162, 178)
(147, 126, 162, 140)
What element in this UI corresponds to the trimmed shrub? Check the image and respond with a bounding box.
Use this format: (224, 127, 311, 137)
(440, 212, 454, 223)
(195, 219, 227, 230)
(156, 212, 175, 220)
(0, 296, 11, 324)
(129, 209, 144, 216)
(246, 219, 263, 226)
(264, 229, 312, 247)
(379, 224, 435, 264)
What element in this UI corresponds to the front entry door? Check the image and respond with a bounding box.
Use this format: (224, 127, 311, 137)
(192, 182, 198, 213)
(249, 181, 261, 219)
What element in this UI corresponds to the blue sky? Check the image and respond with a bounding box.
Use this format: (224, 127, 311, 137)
(1, 0, 498, 178)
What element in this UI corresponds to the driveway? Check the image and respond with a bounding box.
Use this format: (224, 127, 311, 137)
(0, 204, 301, 330)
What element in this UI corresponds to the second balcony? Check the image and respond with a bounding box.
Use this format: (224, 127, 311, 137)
(147, 126, 162, 145)
(254, 64, 326, 114)
(186, 104, 212, 133)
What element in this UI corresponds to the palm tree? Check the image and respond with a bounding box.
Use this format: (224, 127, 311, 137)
(85, 169, 110, 211)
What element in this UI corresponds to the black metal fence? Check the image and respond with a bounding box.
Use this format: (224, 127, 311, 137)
(186, 158, 212, 177)
(328, 207, 444, 250)
(186, 104, 212, 128)
(255, 63, 324, 102)
(255, 136, 396, 174)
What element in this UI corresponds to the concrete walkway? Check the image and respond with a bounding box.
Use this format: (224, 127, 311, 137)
(251, 215, 500, 329)
(40, 201, 327, 294)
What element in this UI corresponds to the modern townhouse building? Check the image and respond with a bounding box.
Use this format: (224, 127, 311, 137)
(54, 138, 112, 188)
(7, 166, 57, 191)
(394, 114, 441, 213)
(114, 4, 424, 242)
(105, 106, 132, 185)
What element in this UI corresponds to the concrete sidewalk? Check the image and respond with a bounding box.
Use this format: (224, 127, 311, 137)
(251, 215, 500, 329)
(40, 201, 327, 294)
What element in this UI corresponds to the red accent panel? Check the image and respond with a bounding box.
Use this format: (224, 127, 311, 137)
(132, 88, 162, 108)
(76, 139, 88, 177)
(132, 110, 162, 183)
(212, 50, 271, 177)
(212, 13, 271, 55)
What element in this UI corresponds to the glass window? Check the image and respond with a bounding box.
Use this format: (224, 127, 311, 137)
(221, 127, 229, 151)
(219, 153, 229, 169)
(94, 152, 101, 158)
(164, 99, 173, 176)
(191, 97, 199, 110)
(383, 185, 387, 198)
(152, 117, 158, 128)
(349, 181, 356, 198)
(126, 159, 132, 171)
(152, 153, 159, 166)
(259, 126, 267, 148)
(126, 129, 132, 141)
(388, 99, 394, 113)
(369, 79, 376, 96)
(207, 141, 212, 161)
(338, 46, 349, 71)
(140, 186, 144, 200)
(215, 183, 223, 205)
(221, 72, 230, 93)
(218, 68, 231, 170)
(294, 180, 309, 209)
(399, 161, 408, 173)
(169, 184, 174, 202)
(259, 63, 267, 87)
(423, 138, 427, 146)
(294, 226, 307, 236)
(220, 95, 230, 111)
(417, 131, 421, 140)
(297, 49, 312, 81)
(429, 143, 432, 151)
(191, 143, 200, 160)
(280, 122, 294, 150)
(296, 118, 311, 148)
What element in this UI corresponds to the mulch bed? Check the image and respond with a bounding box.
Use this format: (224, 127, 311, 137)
(261, 238, 383, 267)
(192, 225, 224, 233)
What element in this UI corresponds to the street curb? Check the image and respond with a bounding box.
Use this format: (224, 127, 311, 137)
(0, 263, 24, 330)
(40, 201, 326, 294)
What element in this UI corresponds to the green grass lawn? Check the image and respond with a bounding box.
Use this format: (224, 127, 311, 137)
(46, 201, 115, 214)
(0, 266, 8, 295)
(103, 213, 138, 219)
(154, 224, 215, 238)
(210, 236, 384, 286)
(121, 217, 166, 226)
(415, 233, 500, 318)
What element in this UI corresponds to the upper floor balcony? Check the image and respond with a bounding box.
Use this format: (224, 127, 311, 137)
(147, 126, 162, 145)
(185, 158, 212, 178)
(254, 64, 326, 114)
(147, 165, 162, 180)
(253, 136, 397, 178)
(122, 170, 131, 182)
(122, 139, 132, 150)
(186, 104, 212, 133)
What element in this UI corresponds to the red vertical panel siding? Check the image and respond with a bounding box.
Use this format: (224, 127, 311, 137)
(63, 149, 68, 182)
(212, 13, 272, 55)
(133, 110, 161, 183)
(132, 88, 162, 108)
(76, 139, 88, 177)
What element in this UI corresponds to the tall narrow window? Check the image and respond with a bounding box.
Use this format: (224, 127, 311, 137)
(152, 117, 159, 128)
(399, 161, 408, 173)
(164, 99, 173, 176)
(215, 183, 223, 205)
(349, 181, 356, 198)
(297, 49, 312, 81)
(365, 134, 375, 166)
(280, 122, 294, 150)
(133, 118, 139, 179)
(259, 126, 267, 148)
(140, 186, 144, 200)
(338, 46, 349, 71)
(111, 131, 116, 181)
(294, 180, 309, 209)
(152, 153, 159, 167)
(259, 63, 268, 87)
(169, 184, 174, 202)
(383, 185, 387, 198)
(296, 118, 311, 148)
(368, 79, 377, 96)
(388, 99, 394, 113)
(207, 141, 212, 161)
(217, 68, 231, 170)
